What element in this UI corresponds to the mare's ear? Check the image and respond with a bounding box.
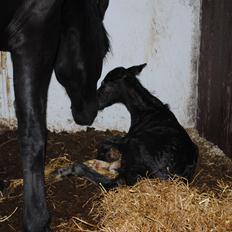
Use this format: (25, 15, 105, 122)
(127, 63, 147, 76)
(97, 0, 109, 19)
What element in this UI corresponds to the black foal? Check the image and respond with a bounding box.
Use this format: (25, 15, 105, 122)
(57, 64, 198, 189)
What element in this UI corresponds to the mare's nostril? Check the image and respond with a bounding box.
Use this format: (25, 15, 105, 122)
(72, 107, 97, 126)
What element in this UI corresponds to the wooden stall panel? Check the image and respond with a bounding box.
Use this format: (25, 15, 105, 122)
(197, 0, 232, 157)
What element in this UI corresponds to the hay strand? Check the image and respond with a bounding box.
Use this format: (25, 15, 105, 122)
(0, 207, 18, 223)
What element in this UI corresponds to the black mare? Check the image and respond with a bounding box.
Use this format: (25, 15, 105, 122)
(0, 0, 110, 231)
(57, 64, 198, 189)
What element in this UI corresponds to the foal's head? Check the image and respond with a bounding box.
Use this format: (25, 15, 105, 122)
(98, 63, 147, 110)
(55, 0, 110, 125)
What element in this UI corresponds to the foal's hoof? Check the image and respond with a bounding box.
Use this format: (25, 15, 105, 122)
(55, 165, 73, 179)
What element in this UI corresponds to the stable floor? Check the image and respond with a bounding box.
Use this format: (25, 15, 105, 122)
(0, 128, 232, 231)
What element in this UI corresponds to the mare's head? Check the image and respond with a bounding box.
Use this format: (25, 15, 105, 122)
(55, 0, 110, 125)
(98, 63, 147, 110)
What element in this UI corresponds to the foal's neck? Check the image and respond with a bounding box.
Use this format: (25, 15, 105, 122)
(122, 80, 164, 122)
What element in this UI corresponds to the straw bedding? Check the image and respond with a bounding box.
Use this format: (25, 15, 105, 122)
(97, 179, 232, 232)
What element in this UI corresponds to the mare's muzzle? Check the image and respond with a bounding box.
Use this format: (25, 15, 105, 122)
(71, 99, 98, 126)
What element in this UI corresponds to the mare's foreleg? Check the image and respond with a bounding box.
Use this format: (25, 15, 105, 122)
(9, 2, 62, 231)
(12, 51, 55, 232)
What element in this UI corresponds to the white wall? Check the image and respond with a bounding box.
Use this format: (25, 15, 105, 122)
(0, 0, 201, 132)
(0, 53, 15, 127)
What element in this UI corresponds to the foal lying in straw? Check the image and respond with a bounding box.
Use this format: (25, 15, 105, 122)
(56, 64, 198, 189)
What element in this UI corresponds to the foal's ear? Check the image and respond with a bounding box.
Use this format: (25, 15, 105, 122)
(127, 63, 147, 76)
(97, 0, 109, 19)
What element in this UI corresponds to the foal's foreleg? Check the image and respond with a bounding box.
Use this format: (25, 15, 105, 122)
(12, 53, 54, 232)
(58, 163, 122, 190)
(97, 136, 123, 161)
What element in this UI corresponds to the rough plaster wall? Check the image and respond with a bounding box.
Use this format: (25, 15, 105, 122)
(92, 0, 202, 132)
(0, 52, 15, 127)
(0, 0, 201, 132)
